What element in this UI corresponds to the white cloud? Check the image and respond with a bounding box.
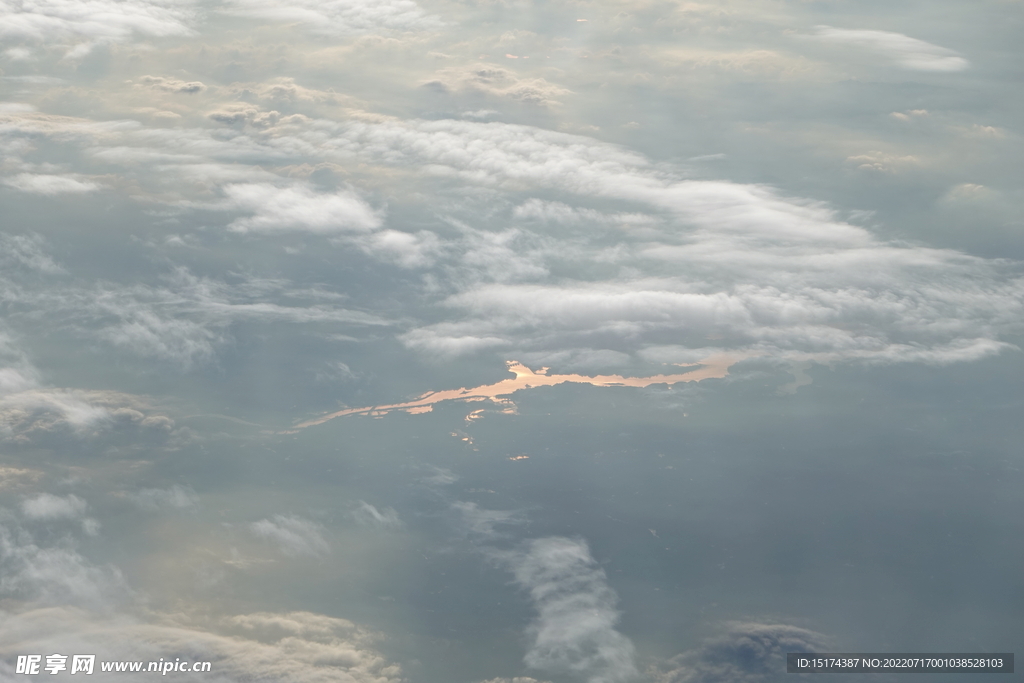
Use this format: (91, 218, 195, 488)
(22, 493, 88, 520)
(3, 173, 99, 194)
(3, 46, 34, 61)
(136, 75, 207, 93)
(812, 27, 969, 72)
(513, 199, 656, 227)
(0, 331, 180, 443)
(220, 0, 442, 35)
(354, 229, 442, 268)
(454, 501, 523, 539)
(223, 183, 382, 234)
(421, 466, 457, 486)
(351, 501, 402, 529)
(4, 104, 1022, 371)
(0, 233, 65, 273)
(250, 514, 330, 557)
(0, 0, 197, 55)
(845, 150, 922, 173)
(503, 537, 637, 683)
(0, 522, 128, 607)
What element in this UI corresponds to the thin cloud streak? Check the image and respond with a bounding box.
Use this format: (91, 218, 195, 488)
(812, 26, 969, 71)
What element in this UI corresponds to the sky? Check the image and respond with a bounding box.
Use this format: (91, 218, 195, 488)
(0, 0, 1022, 681)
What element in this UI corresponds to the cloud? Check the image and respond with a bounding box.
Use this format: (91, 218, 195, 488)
(0, 522, 128, 608)
(0, 385, 174, 443)
(4, 103, 1022, 372)
(421, 466, 457, 486)
(513, 199, 655, 227)
(351, 501, 402, 529)
(845, 150, 921, 172)
(0, 516, 400, 683)
(3, 173, 99, 194)
(222, 183, 382, 234)
(3, 266, 393, 368)
(354, 229, 442, 268)
(3, 46, 34, 61)
(502, 537, 637, 683)
(454, 501, 523, 539)
(136, 75, 207, 94)
(219, 0, 442, 35)
(22, 493, 88, 520)
(652, 622, 829, 683)
(0, 607, 404, 683)
(128, 485, 200, 511)
(0, 330, 181, 445)
(0, 0, 197, 55)
(0, 233, 65, 273)
(250, 514, 330, 557)
(425, 66, 571, 106)
(812, 27, 969, 72)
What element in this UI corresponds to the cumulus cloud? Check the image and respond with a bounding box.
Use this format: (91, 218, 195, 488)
(652, 622, 829, 683)
(3, 173, 99, 194)
(222, 183, 382, 234)
(502, 537, 637, 683)
(220, 0, 441, 35)
(22, 493, 88, 520)
(250, 514, 330, 557)
(812, 27, 969, 72)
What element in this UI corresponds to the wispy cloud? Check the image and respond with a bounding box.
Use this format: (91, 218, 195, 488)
(812, 27, 969, 72)
(351, 501, 402, 529)
(502, 537, 637, 683)
(219, 0, 442, 35)
(3, 173, 99, 194)
(250, 515, 330, 557)
(22, 493, 88, 520)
